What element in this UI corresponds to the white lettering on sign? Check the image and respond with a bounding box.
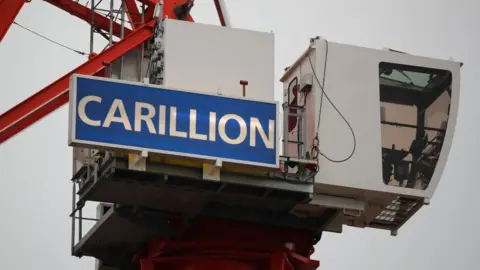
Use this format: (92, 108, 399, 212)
(78, 95, 102, 126)
(218, 114, 247, 145)
(250, 117, 274, 148)
(158, 105, 166, 135)
(169, 106, 187, 138)
(135, 102, 156, 133)
(77, 95, 275, 149)
(209, 112, 216, 142)
(103, 99, 132, 130)
(189, 109, 208, 141)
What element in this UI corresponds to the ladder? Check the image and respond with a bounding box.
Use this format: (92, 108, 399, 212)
(282, 81, 312, 175)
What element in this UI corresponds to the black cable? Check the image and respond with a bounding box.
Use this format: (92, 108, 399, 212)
(307, 38, 357, 163)
(13, 21, 87, 56)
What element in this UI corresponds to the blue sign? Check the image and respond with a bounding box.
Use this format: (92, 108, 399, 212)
(68, 74, 279, 168)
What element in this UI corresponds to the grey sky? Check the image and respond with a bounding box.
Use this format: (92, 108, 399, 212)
(0, 0, 478, 269)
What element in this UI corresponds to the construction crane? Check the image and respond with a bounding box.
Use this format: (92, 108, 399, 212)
(0, 1, 462, 270)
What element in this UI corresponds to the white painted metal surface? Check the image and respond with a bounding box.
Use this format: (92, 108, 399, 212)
(162, 19, 275, 102)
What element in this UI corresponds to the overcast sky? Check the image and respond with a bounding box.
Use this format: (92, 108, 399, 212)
(0, 0, 479, 269)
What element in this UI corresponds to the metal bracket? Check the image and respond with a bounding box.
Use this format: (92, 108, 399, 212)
(203, 159, 222, 181)
(343, 208, 362, 217)
(128, 150, 148, 171)
(424, 197, 431, 205)
(153, 2, 164, 19)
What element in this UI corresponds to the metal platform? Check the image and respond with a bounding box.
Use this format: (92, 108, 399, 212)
(73, 205, 173, 269)
(75, 157, 314, 215)
(73, 203, 339, 270)
(71, 157, 340, 269)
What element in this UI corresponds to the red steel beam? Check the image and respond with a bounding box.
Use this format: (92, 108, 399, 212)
(44, 0, 132, 38)
(124, 0, 142, 29)
(135, 0, 160, 7)
(0, 21, 155, 144)
(0, 0, 27, 43)
(213, 0, 227, 26)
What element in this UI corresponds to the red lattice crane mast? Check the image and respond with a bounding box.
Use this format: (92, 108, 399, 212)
(0, 1, 321, 270)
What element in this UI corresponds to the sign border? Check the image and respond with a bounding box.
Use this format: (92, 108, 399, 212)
(68, 73, 280, 169)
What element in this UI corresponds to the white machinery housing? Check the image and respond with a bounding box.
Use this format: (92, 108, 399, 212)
(282, 37, 461, 233)
(162, 19, 275, 101)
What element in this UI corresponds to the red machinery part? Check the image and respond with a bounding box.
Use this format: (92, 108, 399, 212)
(0, 0, 27, 43)
(123, 0, 142, 30)
(135, 218, 320, 270)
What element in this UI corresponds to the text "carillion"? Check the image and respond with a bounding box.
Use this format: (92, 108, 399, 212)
(77, 95, 276, 148)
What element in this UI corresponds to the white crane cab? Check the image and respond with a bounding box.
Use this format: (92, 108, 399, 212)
(282, 37, 461, 234)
